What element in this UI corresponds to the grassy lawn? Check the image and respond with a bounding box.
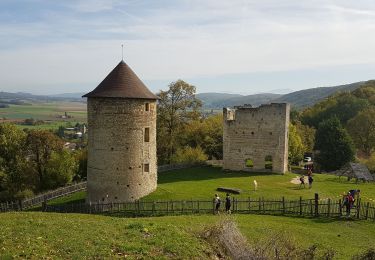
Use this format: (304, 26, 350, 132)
(47, 166, 375, 206)
(235, 214, 375, 259)
(0, 101, 87, 124)
(0, 212, 214, 259)
(0, 212, 374, 259)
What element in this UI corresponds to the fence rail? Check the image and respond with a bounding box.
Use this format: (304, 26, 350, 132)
(0, 163, 200, 212)
(41, 196, 375, 221)
(0, 182, 87, 212)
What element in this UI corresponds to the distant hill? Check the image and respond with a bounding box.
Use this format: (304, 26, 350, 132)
(197, 92, 281, 109)
(49, 92, 86, 99)
(273, 82, 366, 108)
(197, 81, 368, 109)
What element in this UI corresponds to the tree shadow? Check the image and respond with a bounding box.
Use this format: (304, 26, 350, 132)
(157, 166, 281, 184)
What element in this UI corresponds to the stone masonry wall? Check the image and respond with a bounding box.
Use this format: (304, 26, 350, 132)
(223, 103, 290, 174)
(86, 97, 157, 203)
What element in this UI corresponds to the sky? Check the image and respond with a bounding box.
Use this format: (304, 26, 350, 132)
(1, 0, 375, 95)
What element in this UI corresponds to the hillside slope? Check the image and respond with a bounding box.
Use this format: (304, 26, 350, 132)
(273, 81, 365, 108)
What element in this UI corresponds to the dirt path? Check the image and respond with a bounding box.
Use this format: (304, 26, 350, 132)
(290, 176, 308, 184)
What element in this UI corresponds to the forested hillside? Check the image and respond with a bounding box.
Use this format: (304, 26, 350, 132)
(197, 81, 367, 109)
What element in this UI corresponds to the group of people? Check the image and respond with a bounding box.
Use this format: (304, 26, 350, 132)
(299, 167, 314, 189)
(343, 189, 361, 217)
(214, 193, 232, 214)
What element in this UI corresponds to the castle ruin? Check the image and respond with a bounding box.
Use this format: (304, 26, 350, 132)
(223, 103, 290, 173)
(83, 60, 158, 203)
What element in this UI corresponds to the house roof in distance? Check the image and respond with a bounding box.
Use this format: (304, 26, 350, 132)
(83, 60, 159, 99)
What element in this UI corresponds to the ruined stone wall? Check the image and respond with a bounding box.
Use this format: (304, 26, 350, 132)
(86, 97, 157, 203)
(223, 103, 290, 174)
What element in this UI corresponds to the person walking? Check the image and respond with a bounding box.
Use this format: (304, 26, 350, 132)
(225, 193, 231, 214)
(343, 192, 354, 217)
(308, 175, 313, 189)
(214, 194, 221, 214)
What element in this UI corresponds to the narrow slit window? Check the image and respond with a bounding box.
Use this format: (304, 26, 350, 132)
(145, 103, 150, 111)
(144, 128, 150, 142)
(144, 163, 150, 172)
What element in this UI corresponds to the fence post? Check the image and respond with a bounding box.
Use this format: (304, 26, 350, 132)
(18, 200, 23, 211)
(282, 197, 285, 215)
(258, 198, 261, 212)
(152, 201, 156, 215)
(182, 201, 185, 214)
(327, 198, 331, 217)
(197, 201, 200, 213)
(365, 202, 370, 220)
(167, 201, 169, 215)
(299, 197, 302, 216)
(248, 197, 251, 213)
(314, 193, 319, 217)
(356, 198, 361, 219)
(338, 199, 342, 216)
(212, 199, 215, 215)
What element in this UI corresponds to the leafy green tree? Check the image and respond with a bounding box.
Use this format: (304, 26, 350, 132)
(288, 124, 304, 165)
(75, 149, 87, 181)
(45, 150, 77, 189)
(26, 130, 64, 190)
(157, 80, 202, 164)
(302, 92, 369, 128)
(180, 114, 223, 160)
(0, 124, 32, 200)
(170, 146, 208, 164)
(314, 117, 355, 171)
(347, 108, 375, 156)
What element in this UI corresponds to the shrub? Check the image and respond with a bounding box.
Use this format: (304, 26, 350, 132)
(171, 146, 208, 164)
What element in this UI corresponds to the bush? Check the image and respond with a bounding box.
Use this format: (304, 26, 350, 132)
(171, 146, 208, 164)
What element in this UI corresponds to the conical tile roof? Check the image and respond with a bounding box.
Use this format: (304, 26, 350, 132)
(83, 60, 158, 99)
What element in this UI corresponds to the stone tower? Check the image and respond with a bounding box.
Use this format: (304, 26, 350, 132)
(83, 60, 159, 203)
(223, 103, 290, 174)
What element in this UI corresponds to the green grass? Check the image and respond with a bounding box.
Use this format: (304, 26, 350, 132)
(0, 212, 215, 259)
(48, 166, 375, 206)
(235, 214, 375, 259)
(0, 212, 374, 259)
(0, 101, 87, 124)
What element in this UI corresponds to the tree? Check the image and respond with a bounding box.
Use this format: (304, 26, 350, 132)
(347, 108, 375, 156)
(0, 123, 32, 200)
(314, 117, 355, 171)
(157, 80, 202, 164)
(45, 150, 77, 189)
(180, 114, 223, 160)
(288, 124, 304, 165)
(26, 130, 64, 190)
(170, 146, 208, 164)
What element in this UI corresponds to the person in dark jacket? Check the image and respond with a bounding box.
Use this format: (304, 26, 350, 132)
(225, 193, 231, 214)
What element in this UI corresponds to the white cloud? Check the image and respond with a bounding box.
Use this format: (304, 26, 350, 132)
(1, 0, 375, 93)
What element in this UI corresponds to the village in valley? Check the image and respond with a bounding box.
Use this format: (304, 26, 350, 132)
(1, 1, 375, 259)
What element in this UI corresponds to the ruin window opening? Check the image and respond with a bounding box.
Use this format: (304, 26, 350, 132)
(245, 159, 254, 168)
(144, 128, 150, 142)
(145, 103, 150, 111)
(144, 163, 150, 172)
(265, 155, 273, 170)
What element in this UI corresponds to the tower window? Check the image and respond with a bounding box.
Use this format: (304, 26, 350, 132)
(144, 163, 150, 172)
(144, 128, 150, 142)
(145, 103, 150, 111)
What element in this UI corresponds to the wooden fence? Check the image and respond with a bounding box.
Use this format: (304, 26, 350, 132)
(0, 163, 201, 212)
(42, 195, 375, 221)
(0, 182, 87, 212)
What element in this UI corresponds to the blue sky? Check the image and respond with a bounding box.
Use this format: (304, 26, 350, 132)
(1, 0, 375, 95)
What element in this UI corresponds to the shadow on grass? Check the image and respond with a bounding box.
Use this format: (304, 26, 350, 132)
(158, 166, 281, 184)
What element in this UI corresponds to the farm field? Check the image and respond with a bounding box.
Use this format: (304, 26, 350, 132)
(49, 166, 375, 206)
(0, 212, 374, 259)
(0, 101, 87, 129)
